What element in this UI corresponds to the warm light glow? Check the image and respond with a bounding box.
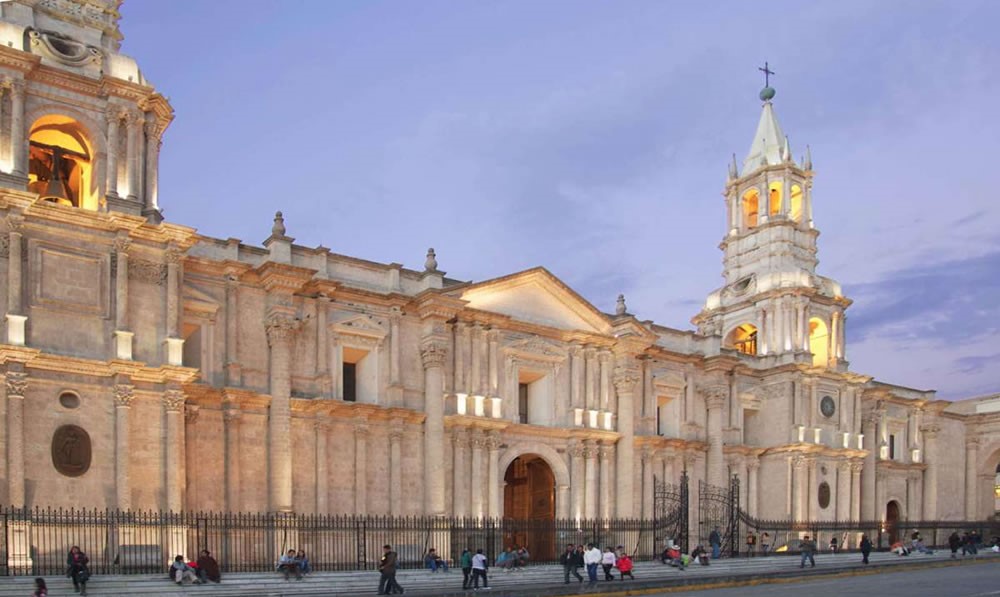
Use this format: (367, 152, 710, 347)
(790, 184, 803, 222)
(725, 323, 758, 355)
(28, 115, 98, 211)
(742, 188, 759, 228)
(473, 395, 486, 417)
(808, 317, 829, 367)
(768, 181, 782, 216)
(456, 393, 468, 415)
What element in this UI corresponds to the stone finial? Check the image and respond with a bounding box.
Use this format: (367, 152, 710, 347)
(424, 248, 438, 272)
(271, 211, 287, 238)
(615, 294, 627, 316)
(728, 153, 739, 180)
(804, 145, 813, 170)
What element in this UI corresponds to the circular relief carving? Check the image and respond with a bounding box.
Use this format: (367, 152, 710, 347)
(58, 391, 80, 409)
(820, 395, 836, 418)
(51, 425, 91, 477)
(818, 481, 831, 509)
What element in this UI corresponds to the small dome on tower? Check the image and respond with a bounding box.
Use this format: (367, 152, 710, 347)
(759, 86, 776, 102)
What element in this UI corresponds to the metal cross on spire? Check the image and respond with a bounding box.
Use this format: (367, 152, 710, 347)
(758, 61, 774, 88)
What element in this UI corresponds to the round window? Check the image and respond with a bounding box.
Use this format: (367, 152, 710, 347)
(820, 395, 836, 418)
(818, 481, 831, 509)
(58, 391, 80, 409)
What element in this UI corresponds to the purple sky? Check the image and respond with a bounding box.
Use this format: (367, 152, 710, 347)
(118, 1, 1000, 400)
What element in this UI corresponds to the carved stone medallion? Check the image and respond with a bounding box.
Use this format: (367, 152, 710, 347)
(51, 424, 92, 477)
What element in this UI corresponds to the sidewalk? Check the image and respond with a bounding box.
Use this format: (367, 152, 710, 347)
(1, 550, 994, 596)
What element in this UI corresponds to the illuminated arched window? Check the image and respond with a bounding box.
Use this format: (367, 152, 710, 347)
(789, 184, 803, 222)
(725, 323, 758, 356)
(742, 189, 759, 229)
(768, 181, 782, 216)
(808, 317, 829, 367)
(28, 115, 96, 210)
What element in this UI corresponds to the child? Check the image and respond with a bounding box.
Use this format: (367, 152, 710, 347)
(615, 553, 634, 580)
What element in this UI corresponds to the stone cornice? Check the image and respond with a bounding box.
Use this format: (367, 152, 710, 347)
(0, 45, 40, 73)
(758, 444, 867, 460)
(254, 261, 316, 295)
(444, 415, 510, 433)
(0, 346, 198, 385)
(410, 290, 466, 321)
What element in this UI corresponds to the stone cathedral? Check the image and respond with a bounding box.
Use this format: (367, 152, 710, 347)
(0, 0, 997, 544)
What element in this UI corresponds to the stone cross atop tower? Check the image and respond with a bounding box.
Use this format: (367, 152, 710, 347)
(693, 82, 850, 370)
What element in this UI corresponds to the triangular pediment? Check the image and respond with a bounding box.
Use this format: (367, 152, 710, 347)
(330, 312, 388, 338)
(458, 268, 612, 334)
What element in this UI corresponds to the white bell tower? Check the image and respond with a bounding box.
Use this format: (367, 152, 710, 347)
(693, 72, 850, 369)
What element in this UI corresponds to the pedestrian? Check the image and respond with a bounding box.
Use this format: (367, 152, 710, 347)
(962, 532, 977, 556)
(860, 534, 872, 565)
(471, 547, 489, 590)
(583, 543, 602, 585)
(196, 549, 221, 583)
(66, 545, 90, 596)
(601, 546, 616, 581)
(691, 545, 709, 566)
(295, 550, 312, 575)
(424, 547, 448, 572)
(829, 536, 838, 554)
(461, 548, 473, 589)
(33, 578, 47, 597)
(574, 545, 585, 578)
(761, 532, 771, 556)
(948, 531, 961, 559)
(616, 552, 634, 580)
(709, 527, 721, 559)
(799, 535, 816, 568)
(560, 544, 582, 584)
(277, 549, 302, 581)
(170, 554, 201, 585)
(746, 531, 756, 558)
(378, 544, 404, 595)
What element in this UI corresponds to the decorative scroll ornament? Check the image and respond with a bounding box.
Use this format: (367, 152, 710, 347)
(613, 366, 640, 394)
(162, 390, 185, 412)
(265, 312, 300, 343)
(128, 258, 167, 285)
(6, 372, 28, 397)
(697, 384, 728, 408)
(113, 383, 135, 407)
(28, 28, 103, 67)
(420, 341, 448, 369)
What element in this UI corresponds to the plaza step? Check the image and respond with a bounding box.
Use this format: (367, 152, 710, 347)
(0, 550, 992, 596)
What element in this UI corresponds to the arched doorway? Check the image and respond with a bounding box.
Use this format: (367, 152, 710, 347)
(504, 454, 555, 561)
(885, 500, 901, 545)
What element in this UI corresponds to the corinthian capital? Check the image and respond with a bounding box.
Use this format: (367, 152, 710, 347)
(698, 384, 728, 409)
(113, 383, 135, 407)
(420, 341, 448, 369)
(162, 389, 185, 412)
(5, 372, 27, 397)
(613, 366, 640, 394)
(265, 312, 300, 343)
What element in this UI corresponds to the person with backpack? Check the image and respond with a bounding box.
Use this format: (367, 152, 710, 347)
(461, 548, 473, 589)
(471, 548, 489, 590)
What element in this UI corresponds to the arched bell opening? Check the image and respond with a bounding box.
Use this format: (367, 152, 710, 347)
(28, 114, 97, 210)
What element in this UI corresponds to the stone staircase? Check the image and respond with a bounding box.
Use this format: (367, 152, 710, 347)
(0, 551, 990, 596)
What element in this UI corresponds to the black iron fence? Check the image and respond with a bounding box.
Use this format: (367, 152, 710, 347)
(0, 507, 663, 577)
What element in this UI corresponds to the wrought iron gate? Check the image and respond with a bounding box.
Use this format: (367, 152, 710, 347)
(698, 475, 740, 558)
(653, 471, 689, 554)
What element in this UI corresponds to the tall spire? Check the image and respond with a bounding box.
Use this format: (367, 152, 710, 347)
(742, 99, 789, 174)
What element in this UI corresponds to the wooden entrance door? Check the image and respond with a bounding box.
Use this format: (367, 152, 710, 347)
(503, 455, 556, 561)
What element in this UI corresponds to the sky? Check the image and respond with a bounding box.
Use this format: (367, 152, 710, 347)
(117, 0, 1000, 400)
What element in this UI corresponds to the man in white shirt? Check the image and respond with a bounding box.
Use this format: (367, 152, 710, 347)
(583, 543, 602, 585)
(471, 548, 490, 590)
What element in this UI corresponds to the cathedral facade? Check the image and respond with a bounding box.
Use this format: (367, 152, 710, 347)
(0, 0, 997, 541)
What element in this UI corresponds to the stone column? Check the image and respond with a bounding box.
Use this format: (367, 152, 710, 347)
(124, 109, 141, 201)
(143, 119, 161, 214)
(6, 370, 27, 507)
(920, 424, 939, 520)
(614, 365, 639, 516)
(747, 458, 760, 517)
(9, 79, 24, 177)
(164, 246, 184, 366)
(569, 345, 583, 410)
(861, 412, 879, 520)
(452, 428, 469, 517)
(184, 406, 198, 511)
(837, 461, 852, 521)
(163, 388, 185, 512)
(584, 348, 597, 410)
(570, 441, 585, 521)
(487, 330, 499, 397)
(456, 323, 470, 395)
(223, 406, 242, 512)
(683, 369, 695, 424)
(806, 458, 818, 520)
(584, 440, 598, 519)
(5, 214, 25, 346)
(598, 351, 611, 411)
(965, 436, 979, 519)
(850, 462, 863, 521)
(354, 419, 368, 515)
(265, 313, 298, 512)
(105, 107, 121, 196)
(421, 341, 448, 516)
(791, 456, 807, 521)
(470, 430, 485, 518)
(389, 422, 404, 515)
(906, 472, 921, 521)
(473, 325, 486, 396)
(113, 382, 135, 510)
(701, 385, 727, 487)
(487, 432, 501, 517)
(113, 235, 133, 359)
(641, 447, 654, 519)
(599, 442, 613, 519)
(389, 308, 402, 402)
(829, 312, 840, 365)
(225, 275, 241, 385)
(315, 416, 329, 514)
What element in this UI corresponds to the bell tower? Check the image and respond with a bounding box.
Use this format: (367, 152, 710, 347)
(693, 77, 850, 369)
(0, 0, 171, 221)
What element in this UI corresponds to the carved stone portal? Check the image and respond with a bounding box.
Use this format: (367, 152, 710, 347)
(51, 424, 91, 477)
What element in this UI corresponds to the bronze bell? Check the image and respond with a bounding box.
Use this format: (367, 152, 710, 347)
(39, 150, 73, 206)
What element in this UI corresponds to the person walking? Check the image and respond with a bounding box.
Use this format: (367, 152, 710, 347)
(32, 578, 47, 597)
(799, 535, 816, 568)
(860, 534, 872, 565)
(746, 531, 756, 558)
(583, 543, 602, 586)
(761, 532, 771, 556)
(471, 548, 489, 590)
(709, 527, 721, 559)
(560, 544, 582, 584)
(66, 546, 89, 596)
(600, 546, 616, 581)
(461, 548, 473, 589)
(378, 544, 404, 595)
(948, 531, 962, 559)
(616, 552, 634, 580)
(829, 536, 839, 554)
